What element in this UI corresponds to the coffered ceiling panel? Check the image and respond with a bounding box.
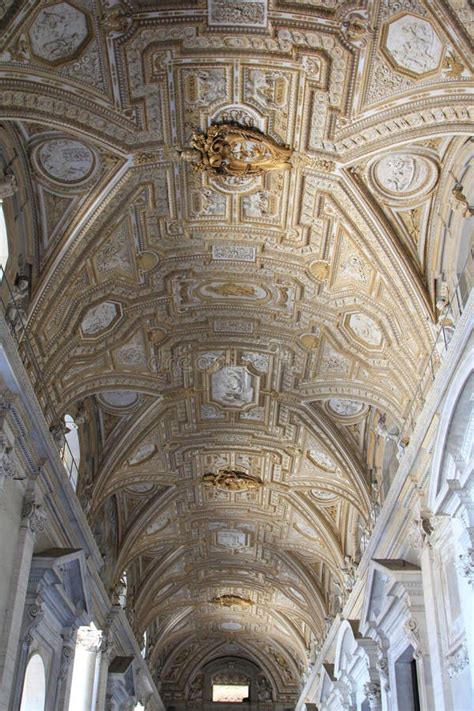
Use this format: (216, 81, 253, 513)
(0, 0, 472, 702)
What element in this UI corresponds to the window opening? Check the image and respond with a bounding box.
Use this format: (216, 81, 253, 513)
(212, 685, 250, 703)
(19, 654, 46, 711)
(0, 201, 8, 269)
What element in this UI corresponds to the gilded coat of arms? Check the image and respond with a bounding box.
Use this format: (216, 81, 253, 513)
(180, 123, 292, 177)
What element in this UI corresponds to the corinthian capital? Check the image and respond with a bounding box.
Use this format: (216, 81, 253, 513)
(0, 435, 20, 481)
(21, 500, 47, 535)
(363, 681, 381, 707)
(77, 624, 103, 653)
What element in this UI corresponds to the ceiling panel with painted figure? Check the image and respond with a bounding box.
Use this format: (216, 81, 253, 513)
(0, 0, 472, 703)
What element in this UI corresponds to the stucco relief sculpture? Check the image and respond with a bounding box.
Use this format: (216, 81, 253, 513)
(369, 152, 438, 201)
(36, 139, 95, 184)
(80, 301, 120, 337)
(202, 469, 263, 491)
(328, 399, 364, 417)
(211, 365, 256, 407)
(383, 14, 444, 76)
(180, 123, 292, 177)
(0, 170, 18, 199)
(208, 0, 267, 28)
(346, 312, 383, 348)
(28, 2, 90, 64)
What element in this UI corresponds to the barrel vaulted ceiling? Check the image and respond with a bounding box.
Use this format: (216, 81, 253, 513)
(0, 0, 472, 703)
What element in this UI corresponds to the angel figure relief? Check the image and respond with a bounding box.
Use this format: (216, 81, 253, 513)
(179, 123, 293, 177)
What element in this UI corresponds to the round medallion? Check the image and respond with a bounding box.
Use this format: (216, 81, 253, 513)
(126, 483, 155, 494)
(369, 151, 438, 202)
(311, 489, 337, 501)
(37, 138, 96, 184)
(98, 390, 139, 411)
(328, 398, 365, 417)
(308, 449, 336, 472)
(128, 442, 156, 466)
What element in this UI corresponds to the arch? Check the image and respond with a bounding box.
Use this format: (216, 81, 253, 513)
(19, 653, 46, 711)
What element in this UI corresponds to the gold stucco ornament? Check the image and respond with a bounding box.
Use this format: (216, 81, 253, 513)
(180, 123, 292, 177)
(210, 594, 254, 608)
(202, 468, 263, 491)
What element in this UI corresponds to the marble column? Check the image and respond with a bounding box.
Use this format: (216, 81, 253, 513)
(95, 636, 115, 711)
(68, 625, 103, 711)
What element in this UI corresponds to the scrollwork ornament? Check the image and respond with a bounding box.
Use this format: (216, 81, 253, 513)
(21, 501, 47, 536)
(59, 639, 75, 681)
(376, 654, 390, 691)
(24, 603, 44, 644)
(403, 617, 422, 658)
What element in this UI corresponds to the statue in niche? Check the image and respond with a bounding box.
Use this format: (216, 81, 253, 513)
(257, 675, 273, 702)
(5, 277, 29, 334)
(451, 182, 474, 217)
(180, 123, 292, 177)
(341, 555, 358, 592)
(0, 169, 17, 199)
(188, 672, 204, 700)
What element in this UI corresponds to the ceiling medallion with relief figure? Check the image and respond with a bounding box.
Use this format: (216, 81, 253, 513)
(180, 123, 292, 178)
(202, 469, 263, 492)
(210, 594, 254, 608)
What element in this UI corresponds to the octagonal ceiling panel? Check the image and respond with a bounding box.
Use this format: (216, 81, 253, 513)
(28, 2, 91, 64)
